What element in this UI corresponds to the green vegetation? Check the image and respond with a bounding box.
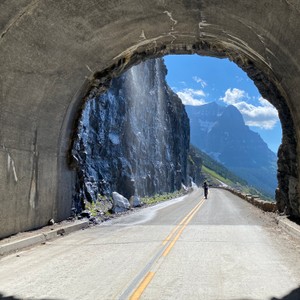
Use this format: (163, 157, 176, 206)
(141, 189, 187, 205)
(84, 201, 98, 217)
(201, 165, 274, 201)
(84, 194, 113, 217)
(202, 165, 233, 186)
(196, 146, 248, 186)
(188, 154, 195, 165)
(190, 144, 274, 201)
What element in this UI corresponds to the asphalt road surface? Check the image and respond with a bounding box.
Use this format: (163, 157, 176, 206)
(1, 188, 300, 300)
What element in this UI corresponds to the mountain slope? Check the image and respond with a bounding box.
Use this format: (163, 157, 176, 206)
(185, 102, 278, 198)
(189, 144, 271, 199)
(192, 144, 247, 186)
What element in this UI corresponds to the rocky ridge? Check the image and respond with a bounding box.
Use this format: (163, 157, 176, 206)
(71, 58, 190, 212)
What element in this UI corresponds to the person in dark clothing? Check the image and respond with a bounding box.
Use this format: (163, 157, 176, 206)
(203, 181, 208, 199)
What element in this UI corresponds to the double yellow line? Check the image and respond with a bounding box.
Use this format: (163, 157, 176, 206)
(129, 198, 205, 300)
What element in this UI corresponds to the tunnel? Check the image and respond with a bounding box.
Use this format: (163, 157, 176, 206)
(0, 0, 299, 238)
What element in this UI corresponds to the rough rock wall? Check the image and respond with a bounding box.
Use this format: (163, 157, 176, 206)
(187, 145, 205, 187)
(72, 59, 190, 211)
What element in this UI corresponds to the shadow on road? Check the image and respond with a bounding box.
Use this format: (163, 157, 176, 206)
(1, 288, 300, 300)
(226, 287, 300, 300)
(271, 287, 300, 300)
(0, 293, 62, 300)
(0, 294, 22, 300)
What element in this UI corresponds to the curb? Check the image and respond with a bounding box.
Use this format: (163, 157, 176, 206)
(0, 220, 89, 257)
(277, 217, 300, 240)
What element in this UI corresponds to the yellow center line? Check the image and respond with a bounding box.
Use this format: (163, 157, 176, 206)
(129, 272, 155, 300)
(162, 198, 204, 245)
(128, 197, 205, 300)
(163, 199, 205, 257)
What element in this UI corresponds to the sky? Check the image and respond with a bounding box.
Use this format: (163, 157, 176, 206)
(164, 54, 282, 153)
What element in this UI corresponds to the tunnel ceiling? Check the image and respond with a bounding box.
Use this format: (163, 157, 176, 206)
(0, 0, 300, 238)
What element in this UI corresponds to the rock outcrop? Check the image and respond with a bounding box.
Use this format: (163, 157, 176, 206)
(72, 58, 190, 211)
(187, 145, 205, 186)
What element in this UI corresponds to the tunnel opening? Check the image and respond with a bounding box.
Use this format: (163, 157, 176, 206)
(165, 54, 281, 200)
(69, 42, 298, 220)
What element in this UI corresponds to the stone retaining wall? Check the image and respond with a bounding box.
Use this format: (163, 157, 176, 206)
(220, 187, 277, 213)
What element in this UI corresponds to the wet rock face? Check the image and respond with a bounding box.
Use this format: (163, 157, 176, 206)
(72, 58, 189, 211)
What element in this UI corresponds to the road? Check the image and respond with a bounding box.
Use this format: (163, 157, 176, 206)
(1, 188, 300, 300)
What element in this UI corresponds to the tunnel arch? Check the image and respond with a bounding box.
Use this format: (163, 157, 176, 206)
(1, 0, 299, 238)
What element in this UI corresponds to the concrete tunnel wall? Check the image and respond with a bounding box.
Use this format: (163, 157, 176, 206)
(0, 0, 300, 238)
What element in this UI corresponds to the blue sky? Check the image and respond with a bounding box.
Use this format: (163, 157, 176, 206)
(164, 54, 282, 153)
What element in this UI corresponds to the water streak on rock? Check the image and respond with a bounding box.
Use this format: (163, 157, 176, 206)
(72, 58, 190, 211)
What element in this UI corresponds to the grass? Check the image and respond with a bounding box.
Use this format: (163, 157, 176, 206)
(83, 190, 188, 218)
(84, 195, 113, 217)
(202, 165, 233, 186)
(141, 190, 187, 205)
(201, 165, 274, 201)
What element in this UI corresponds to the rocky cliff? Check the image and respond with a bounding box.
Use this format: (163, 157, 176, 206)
(71, 59, 190, 211)
(187, 145, 205, 186)
(186, 102, 277, 198)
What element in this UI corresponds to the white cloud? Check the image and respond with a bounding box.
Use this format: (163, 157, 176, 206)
(193, 76, 207, 88)
(220, 88, 248, 105)
(220, 88, 279, 129)
(177, 88, 207, 106)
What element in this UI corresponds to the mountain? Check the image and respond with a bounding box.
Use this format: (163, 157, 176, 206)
(185, 102, 277, 198)
(188, 143, 247, 186)
(188, 144, 270, 199)
(71, 58, 190, 211)
(191, 144, 247, 186)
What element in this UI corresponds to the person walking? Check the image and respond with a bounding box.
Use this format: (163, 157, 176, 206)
(203, 181, 208, 199)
